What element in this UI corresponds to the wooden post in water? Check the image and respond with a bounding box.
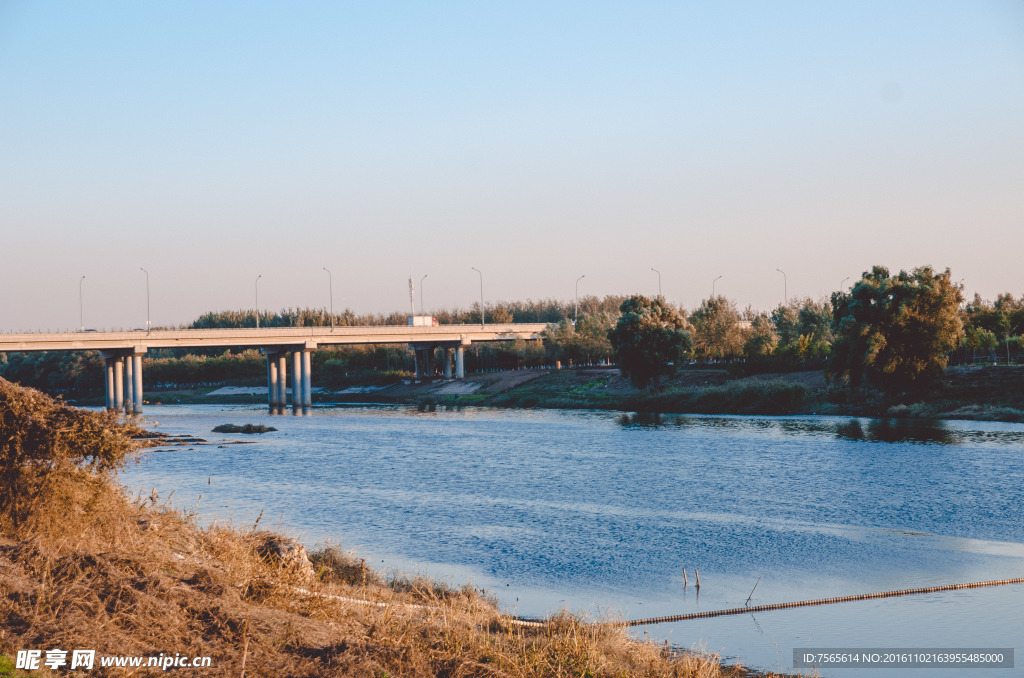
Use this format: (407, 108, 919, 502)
(682, 568, 688, 587)
(695, 569, 701, 588)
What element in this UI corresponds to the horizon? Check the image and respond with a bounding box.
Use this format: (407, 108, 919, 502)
(2, 2, 1022, 332)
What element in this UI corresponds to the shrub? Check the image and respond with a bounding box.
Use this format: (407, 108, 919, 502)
(0, 378, 138, 529)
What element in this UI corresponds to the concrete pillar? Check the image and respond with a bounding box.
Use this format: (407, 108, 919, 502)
(302, 351, 312, 407)
(104, 358, 116, 410)
(268, 354, 279, 409)
(291, 351, 301, 409)
(113, 358, 125, 411)
(132, 354, 143, 413)
(413, 349, 421, 379)
(443, 348, 453, 379)
(124, 354, 134, 412)
(456, 346, 465, 379)
(277, 353, 287, 409)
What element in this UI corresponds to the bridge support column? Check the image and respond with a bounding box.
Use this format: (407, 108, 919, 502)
(113, 358, 125, 411)
(104, 357, 116, 409)
(443, 348, 453, 379)
(291, 351, 301, 411)
(132, 354, 144, 413)
(456, 347, 465, 379)
(277, 353, 287, 411)
(267, 353, 279, 410)
(302, 351, 312, 408)
(124, 355, 134, 413)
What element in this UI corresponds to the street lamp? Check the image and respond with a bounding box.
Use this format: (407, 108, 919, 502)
(471, 267, 484, 328)
(776, 268, 787, 305)
(140, 267, 150, 334)
(712, 275, 722, 298)
(574, 274, 585, 326)
(255, 274, 262, 328)
(323, 267, 334, 330)
(651, 267, 661, 298)
(420, 274, 428, 315)
(79, 275, 85, 331)
(840, 276, 850, 291)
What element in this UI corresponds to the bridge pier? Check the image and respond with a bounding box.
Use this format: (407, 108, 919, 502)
(132, 353, 144, 413)
(124, 355, 134, 411)
(100, 348, 147, 412)
(291, 351, 301, 412)
(104, 357, 116, 409)
(443, 348, 453, 379)
(410, 345, 441, 380)
(113, 358, 124, 411)
(301, 350, 312, 408)
(456, 346, 465, 379)
(264, 346, 314, 413)
(277, 353, 287, 411)
(266, 352, 280, 410)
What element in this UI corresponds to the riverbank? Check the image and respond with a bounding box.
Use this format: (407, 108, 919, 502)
(113, 364, 1024, 423)
(0, 378, 794, 677)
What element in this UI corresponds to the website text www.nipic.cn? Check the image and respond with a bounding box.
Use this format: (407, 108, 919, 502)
(16, 649, 213, 671)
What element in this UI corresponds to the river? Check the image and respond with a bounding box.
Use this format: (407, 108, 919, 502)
(119, 404, 1024, 676)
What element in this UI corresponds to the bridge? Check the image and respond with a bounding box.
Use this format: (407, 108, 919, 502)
(0, 324, 549, 413)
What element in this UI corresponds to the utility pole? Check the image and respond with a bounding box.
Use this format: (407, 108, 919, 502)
(575, 274, 585, 327)
(472, 267, 484, 328)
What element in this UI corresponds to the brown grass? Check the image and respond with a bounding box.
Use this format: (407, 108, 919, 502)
(0, 377, 790, 677)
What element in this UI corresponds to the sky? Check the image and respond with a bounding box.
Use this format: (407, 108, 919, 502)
(1, 1, 1022, 331)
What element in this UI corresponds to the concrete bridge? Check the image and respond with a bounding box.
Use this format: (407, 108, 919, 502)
(0, 324, 549, 413)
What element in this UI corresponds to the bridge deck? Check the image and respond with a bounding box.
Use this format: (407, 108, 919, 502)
(0, 324, 550, 353)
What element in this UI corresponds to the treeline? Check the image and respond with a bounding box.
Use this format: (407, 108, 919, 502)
(188, 296, 625, 329)
(2, 282, 1022, 396)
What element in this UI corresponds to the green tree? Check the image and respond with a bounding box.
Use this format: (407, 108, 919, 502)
(797, 299, 833, 344)
(689, 296, 746, 361)
(829, 266, 964, 393)
(544, 312, 615, 366)
(608, 296, 693, 388)
(743, 313, 779, 358)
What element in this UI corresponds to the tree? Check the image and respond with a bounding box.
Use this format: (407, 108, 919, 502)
(608, 296, 693, 388)
(743, 313, 779, 358)
(689, 296, 746, 361)
(544, 312, 615, 366)
(829, 266, 964, 393)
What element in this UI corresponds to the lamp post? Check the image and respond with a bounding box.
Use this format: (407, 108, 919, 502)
(776, 268, 787, 305)
(79, 275, 85, 331)
(255, 274, 262, 328)
(323, 267, 334, 330)
(471, 267, 484, 328)
(651, 267, 661, 298)
(140, 267, 150, 334)
(840, 276, 850, 291)
(574, 274, 585, 327)
(420, 274, 428, 315)
(712, 275, 722, 298)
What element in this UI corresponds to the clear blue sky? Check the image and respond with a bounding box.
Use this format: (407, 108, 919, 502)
(2, 1, 1022, 331)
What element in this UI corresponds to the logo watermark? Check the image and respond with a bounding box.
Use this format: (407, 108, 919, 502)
(15, 649, 212, 671)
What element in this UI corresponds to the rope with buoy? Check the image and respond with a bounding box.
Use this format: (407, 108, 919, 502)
(618, 577, 1024, 627)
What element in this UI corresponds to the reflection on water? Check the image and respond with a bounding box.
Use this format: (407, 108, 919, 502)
(621, 410, 1020, 446)
(617, 412, 669, 427)
(833, 418, 956, 444)
(121, 406, 1024, 676)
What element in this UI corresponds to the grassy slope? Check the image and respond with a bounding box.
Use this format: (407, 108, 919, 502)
(0, 378, 789, 677)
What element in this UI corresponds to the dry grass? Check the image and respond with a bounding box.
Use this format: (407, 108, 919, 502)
(0, 378, 791, 677)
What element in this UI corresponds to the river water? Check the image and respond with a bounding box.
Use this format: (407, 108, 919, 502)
(119, 404, 1024, 676)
